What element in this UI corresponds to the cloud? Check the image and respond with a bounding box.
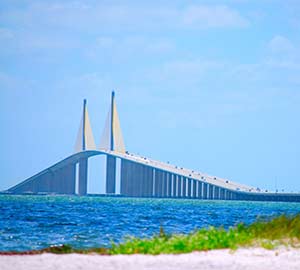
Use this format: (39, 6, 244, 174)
(265, 59, 300, 70)
(0, 72, 36, 95)
(0, 2, 249, 58)
(85, 36, 176, 61)
(144, 59, 226, 87)
(182, 5, 249, 28)
(2, 2, 249, 33)
(163, 59, 224, 80)
(268, 35, 295, 53)
(264, 35, 300, 78)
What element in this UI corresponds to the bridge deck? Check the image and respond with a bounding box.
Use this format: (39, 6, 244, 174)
(5, 150, 300, 200)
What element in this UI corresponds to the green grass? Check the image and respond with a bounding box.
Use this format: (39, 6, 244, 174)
(109, 215, 300, 254)
(2, 215, 300, 255)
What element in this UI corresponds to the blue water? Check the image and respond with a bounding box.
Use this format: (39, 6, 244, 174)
(1, 195, 300, 252)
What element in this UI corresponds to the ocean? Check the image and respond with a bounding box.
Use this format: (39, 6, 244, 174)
(1, 195, 300, 252)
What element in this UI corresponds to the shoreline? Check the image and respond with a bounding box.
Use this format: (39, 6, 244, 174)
(1, 247, 300, 270)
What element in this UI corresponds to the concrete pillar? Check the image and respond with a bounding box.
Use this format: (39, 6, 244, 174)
(208, 185, 214, 200)
(62, 164, 76, 194)
(182, 177, 187, 198)
(203, 183, 208, 199)
(167, 173, 172, 197)
(220, 188, 224, 200)
(172, 175, 177, 197)
(126, 161, 131, 196)
(142, 165, 147, 197)
(106, 155, 116, 194)
(178, 176, 182, 197)
(134, 163, 140, 197)
(120, 159, 127, 195)
(192, 180, 197, 198)
(162, 171, 168, 197)
(122, 159, 134, 196)
(215, 187, 220, 200)
(224, 189, 228, 200)
(155, 170, 163, 197)
(69, 164, 76, 194)
(78, 158, 88, 196)
(187, 178, 192, 198)
(152, 169, 156, 197)
(140, 164, 147, 197)
(49, 169, 61, 192)
(134, 163, 139, 197)
(154, 169, 158, 197)
(37, 172, 50, 193)
(144, 166, 152, 197)
(197, 181, 202, 198)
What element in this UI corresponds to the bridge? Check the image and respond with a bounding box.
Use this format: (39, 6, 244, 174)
(5, 92, 300, 202)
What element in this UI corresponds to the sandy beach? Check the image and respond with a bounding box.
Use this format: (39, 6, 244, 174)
(1, 248, 300, 270)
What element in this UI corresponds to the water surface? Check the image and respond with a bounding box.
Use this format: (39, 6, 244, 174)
(1, 195, 300, 252)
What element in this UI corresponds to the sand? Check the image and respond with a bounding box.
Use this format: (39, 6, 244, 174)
(1, 248, 300, 270)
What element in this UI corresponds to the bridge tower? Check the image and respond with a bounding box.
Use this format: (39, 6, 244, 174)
(99, 91, 125, 194)
(75, 99, 96, 195)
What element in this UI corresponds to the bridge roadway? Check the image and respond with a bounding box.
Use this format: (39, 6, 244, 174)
(6, 150, 300, 202)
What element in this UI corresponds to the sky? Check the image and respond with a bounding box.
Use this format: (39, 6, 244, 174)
(1, 0, 300, 193)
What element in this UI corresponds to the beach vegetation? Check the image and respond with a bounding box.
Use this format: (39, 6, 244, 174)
(109, 214, 300, 254)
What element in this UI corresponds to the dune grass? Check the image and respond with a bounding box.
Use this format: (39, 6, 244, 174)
(109, 215, 300, 254)
(1, 215, 300, 255)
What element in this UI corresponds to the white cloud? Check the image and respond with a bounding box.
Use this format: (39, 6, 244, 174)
(0, 2, 249, 58)
(182, 5, 249, 28)
(268, 35, 295, 53)
(2, 2, 249, 32)
(0, 71, 35, 92)
(152, 59, 226, 85)
(86, 36, 176, 60)
(265, 59, 300, 70)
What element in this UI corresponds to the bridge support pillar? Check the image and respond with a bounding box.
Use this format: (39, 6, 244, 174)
(155, 170, 163, 197)
(146, 166, 154, 197)
(162, 171, 167, 197)
(78, 158, 88, 196)
(187, 179, 192, 198)
(62, 164, 76, 194)
(210, 185, 213, 199)
(178, 176, 182, 197)
(172, 175, 177, 197)
(182, 178, 187, 198)
(106, 156, 116, 194)
(167, 173, 172, 197)
(192, 180, 197, 198)
(197, 181, 202, 198)
(203, 183, 208, 199)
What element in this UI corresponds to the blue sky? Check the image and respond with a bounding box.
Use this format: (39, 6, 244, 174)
(1, 0, 300, 193)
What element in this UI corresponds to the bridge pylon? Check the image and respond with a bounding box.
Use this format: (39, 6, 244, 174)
(99, 91, 125, 153)
(74, 99, 96, 195)
(98, 92, 125, 194)
(74, 99, 96, 153)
